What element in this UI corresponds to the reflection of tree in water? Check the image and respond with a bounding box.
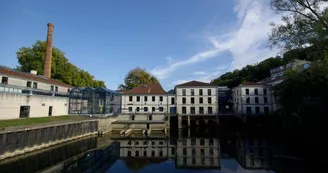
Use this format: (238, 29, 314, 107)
(122, 157, 167, 171)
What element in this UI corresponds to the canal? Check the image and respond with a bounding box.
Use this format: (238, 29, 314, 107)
(0, 126, 324, 173)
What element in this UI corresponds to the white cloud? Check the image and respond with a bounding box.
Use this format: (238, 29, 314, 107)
(193, 71, 206, 76)
(152, 0, 281, 81)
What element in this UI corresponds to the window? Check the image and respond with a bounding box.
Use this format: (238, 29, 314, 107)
(171, 97, 174, 105)
(191, 138, 196, 145)
(200, 139, 205, 146)
(199, 97, 203, 104)
(255, 107, 260, 114)
(208, 97, 212, 104)
(143, 141, 147, 145)
(159, 107, 164, 112)
(144, 107, 148, 112)
(144, 96, 148, 102)
(129, 96, 133, 102)
(246, 107, 252, 114)
(246, 97, 250, 104)
(1, 77, 8, 84)
(246, 89, 249, 95)
(137, 96, 140, 102)
(33, 82, 38, 89)
(250, 159, 255, 166)
(183, 148, 187, 155)
(209, 148, 214, 156)
(208, 89, 211, 95)
(182, 97, 186, 104)
(264, 107, 269, 114)
(152, 107, 155, 112)
(237, 90, 239, 95)
(135, 141, 139, 145)
(128, 151, 131, 156)
(254, 89, 258, 95)
(159, 150, 163, 157)
(182, 107, 187, 114)
(208, 107, 213, 114)
(129, 107, 132, 112)
(209, 139, 213, 146)
(199, 89, 203, 95)
(160, 96, 163, 102)
(26, 81, 32, 88)
(136, 107, 140, 112)
(263, 88, 267, 95)
(191, 97, 195, 104)
(192, 149, 196, 156)
(264, 97, 268, 104)
(171, 147, 175, 155)
(135, 151, 139, 157)
(192, 158, 196, 164)
(50, 85, 54, 91)
(190, 107, 195, 114)
(152, 151, 155, 157)
(128, 140, 132, 145)
(191, 89, 194, 96)
(152, 96, 155, 101)
(159, 141, 164, 145)
(199, 107, 204, 114)
(210, 158, 214, 165)
(201, 158, 205, 165)
(55, 86, 58, 92)
(144, 151, 147, 156)
(67, 89, 70, 93)
(255, 97, 259, 104)
(201, 149, 205, 156)
(183, 158, 187, 165)
(182, 89, 186, 96)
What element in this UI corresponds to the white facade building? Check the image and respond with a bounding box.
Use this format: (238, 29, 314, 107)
(0, 65, 73, 119)
(175, 81, 218, 115)
(121, 83, 175, 115)
(232, 83, 275, 115)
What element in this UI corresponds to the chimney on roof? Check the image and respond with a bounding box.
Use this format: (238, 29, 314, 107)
(43, 23, 54, 78)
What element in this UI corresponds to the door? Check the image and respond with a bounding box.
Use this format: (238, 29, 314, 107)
(48, 106, 53, 116)
(19, 106, 30, 118)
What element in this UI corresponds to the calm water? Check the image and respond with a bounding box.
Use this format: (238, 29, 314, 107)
(0, 128, 313, 173)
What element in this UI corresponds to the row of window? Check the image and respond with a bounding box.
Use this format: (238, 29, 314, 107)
(128, 107, 164, 112)
(182, 157, 215, 166)
(129, 96, 165, 102)
(245, 106, 270, 114)
(245, 97, 269, 104)
(127, 150, 167, 157)
(182, 89, 212, 96)
(236, 88, 268, 96)
(182, 97, 212, 104)
(182, 148, 215, 156)
(182, 138, 214, 146)
(181, 106, 213, 114)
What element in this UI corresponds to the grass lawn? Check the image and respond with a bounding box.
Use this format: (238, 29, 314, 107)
(0, 115, 89, 130)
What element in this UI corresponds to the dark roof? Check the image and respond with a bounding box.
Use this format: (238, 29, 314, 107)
(175, 80, 216, 87)
(167, 89, 175, 94)
(124, 83, 166, 94)
(116, 89, 127, 93)
(0, 65, 73, 88)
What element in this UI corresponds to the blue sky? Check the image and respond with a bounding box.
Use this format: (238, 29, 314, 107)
(0, 0, 280, 90)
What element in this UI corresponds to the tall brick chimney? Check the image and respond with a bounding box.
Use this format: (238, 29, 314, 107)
(43, 23, 54, 78)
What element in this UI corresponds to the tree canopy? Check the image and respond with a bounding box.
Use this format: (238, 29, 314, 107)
(16, 40, 105, 87)
(269, 0, 328, 51)
(118, 67, 159, 90)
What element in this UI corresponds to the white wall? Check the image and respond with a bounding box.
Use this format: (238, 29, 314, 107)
(176, 87, 218, 115)
(0, 92, 69, 120)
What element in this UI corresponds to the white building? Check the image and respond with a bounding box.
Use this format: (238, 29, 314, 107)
(176, 138, 220, 169)
(232, 83, 275, 115)
(0, 65, 73, 119)
(121, 83, 174, 115)
(175, 81, 218, 115)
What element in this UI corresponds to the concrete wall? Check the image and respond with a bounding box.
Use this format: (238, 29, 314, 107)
(0, 120, 98, 160)
(176, 87, 218, 115)
(0, 92, 69, 119)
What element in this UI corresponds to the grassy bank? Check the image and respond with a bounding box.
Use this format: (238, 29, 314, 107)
(0, 116, 89, 130)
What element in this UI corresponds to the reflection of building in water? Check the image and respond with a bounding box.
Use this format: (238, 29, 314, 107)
(117, 138, 176, 158)
(176, 138, 220, 169)
(235, 136, 271, 170)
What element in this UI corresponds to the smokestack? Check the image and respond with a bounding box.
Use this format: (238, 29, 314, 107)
(43, 23, 54, 78)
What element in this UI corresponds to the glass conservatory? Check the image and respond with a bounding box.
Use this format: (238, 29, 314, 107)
(69, 87, 121, 115)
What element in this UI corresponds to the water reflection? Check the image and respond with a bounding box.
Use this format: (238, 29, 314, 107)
(0, 129, 278, 173)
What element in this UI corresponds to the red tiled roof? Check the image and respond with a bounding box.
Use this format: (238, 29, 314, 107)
(0, 66, 73, 88)
(124, 83, 166, 94)
(175, 80, 216, 87)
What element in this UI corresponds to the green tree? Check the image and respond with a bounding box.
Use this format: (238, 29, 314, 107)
(119, 67, 159, 90)
(269, 0, 328, 51)
(16, 40, 105, 88)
